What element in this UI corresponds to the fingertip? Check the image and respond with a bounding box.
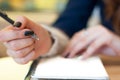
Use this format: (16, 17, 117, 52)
(13, 22, 22, 28)
(62, 49, 70, 58)
(61, 53, 67, 58)
(81, 55, 88, 60)
(81, 54, 88, 60)
(64, 53, 70, 58)
(14, 16, 28, 29)
(81, 52, 91, 60)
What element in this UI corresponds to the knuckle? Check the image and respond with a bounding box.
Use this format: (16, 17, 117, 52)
(100, 27, 109, 34)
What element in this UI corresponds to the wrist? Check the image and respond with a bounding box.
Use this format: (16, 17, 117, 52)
(48, 31, 55, 45)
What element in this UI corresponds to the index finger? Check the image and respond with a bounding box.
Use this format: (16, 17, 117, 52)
(0, 27, 31, 42)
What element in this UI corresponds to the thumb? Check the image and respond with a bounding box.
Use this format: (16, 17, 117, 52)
(13, 16, 44, 33)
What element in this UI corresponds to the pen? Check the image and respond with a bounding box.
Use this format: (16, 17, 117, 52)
(0, 10, 39, 40)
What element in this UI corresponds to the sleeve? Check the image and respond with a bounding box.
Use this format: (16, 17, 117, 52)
(53, 0, 98, 37)
(40, 24, 69, 57)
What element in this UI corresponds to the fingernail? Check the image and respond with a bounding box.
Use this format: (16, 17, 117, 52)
(64, 53, 70, 58)
(24, 31, 34, 36)
(13, 22, 22, 28)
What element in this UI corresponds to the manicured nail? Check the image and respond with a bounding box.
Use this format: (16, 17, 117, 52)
(24, 31, 34, 36)
(13, 22, 22, 28)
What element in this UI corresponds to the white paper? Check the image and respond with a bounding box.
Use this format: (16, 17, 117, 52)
(32, 56, 109, 79)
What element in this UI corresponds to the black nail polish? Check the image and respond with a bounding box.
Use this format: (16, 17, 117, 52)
(13, 22, 22, 27)
(64, 53, 70, 58)
(24, 31, 34, 36)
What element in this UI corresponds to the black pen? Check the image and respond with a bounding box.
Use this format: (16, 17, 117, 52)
(0, 10, 39, 40)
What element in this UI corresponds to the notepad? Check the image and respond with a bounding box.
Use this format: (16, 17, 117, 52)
(31, 56, 109, 80)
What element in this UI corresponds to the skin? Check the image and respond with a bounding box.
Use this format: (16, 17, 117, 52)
(63, 25, 120, 59)
(0, 16, 120, 64)
(0, 16, 52, 64)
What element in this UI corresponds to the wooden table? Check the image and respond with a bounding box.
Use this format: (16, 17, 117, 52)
(101, 55, 120, 80)
(105, 65, 120, 80)
(0, 56, 119, 80)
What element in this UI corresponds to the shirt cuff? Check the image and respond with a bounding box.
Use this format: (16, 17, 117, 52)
(40, 24, 69, 57)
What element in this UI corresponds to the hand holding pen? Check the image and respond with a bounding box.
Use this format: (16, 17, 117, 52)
(0, 10, 39, 40)
(0, 10, 52, 64)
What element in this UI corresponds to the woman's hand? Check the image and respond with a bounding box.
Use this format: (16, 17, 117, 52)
(63, 25, 120, 59)
(0, 16, 52, 64)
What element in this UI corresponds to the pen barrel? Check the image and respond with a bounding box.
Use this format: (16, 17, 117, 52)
(0, 11, 14, 24)
(0, 15, 14, 24)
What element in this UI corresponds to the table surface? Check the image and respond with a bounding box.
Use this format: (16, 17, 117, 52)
(105, 65, 120, 80)
(101, 55, 120, 80)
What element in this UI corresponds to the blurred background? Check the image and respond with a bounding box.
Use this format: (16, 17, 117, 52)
(0, 0, 68, 12)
